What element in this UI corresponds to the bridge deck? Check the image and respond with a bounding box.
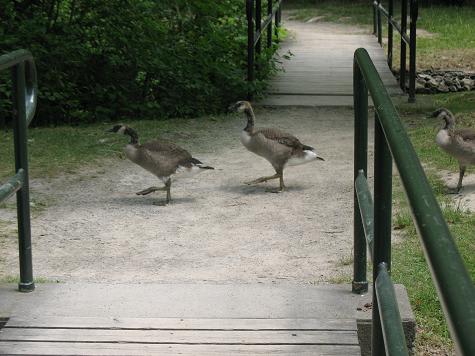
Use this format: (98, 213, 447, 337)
(0, 283, 415, 355)
(259, 19, 402, 106)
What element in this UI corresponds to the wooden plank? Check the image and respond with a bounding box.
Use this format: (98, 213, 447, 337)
(0, 342, 362, 355)
(0, 328, 358, 345)
(259, 18, 401, 106)
(5, 316, 357, 331)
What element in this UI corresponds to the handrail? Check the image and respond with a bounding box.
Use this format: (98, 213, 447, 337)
(0, 49, 37, 292)
(353, 47, 475, 355)
(246, 0, 283, 99)
(0, 49, 38, 125)
(0, 169, 25, 203)
(373, 0, 418, 103)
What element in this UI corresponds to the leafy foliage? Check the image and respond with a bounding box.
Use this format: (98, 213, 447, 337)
(0, 0, 279, 125)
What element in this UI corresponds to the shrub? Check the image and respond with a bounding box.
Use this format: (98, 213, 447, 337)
(0, 0, 279, 126)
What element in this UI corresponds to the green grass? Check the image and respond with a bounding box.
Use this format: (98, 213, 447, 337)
(287, 0, 373, 26)
(391, 92, 475, 353)
(0, 115, 233, 181)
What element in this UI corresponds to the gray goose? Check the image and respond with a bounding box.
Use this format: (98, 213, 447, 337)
(229, 101, 324, 192)
(107, 124, 214, 204)
(432, 108, 475, 193)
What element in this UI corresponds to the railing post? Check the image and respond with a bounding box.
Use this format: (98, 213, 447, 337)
(267, 0, 273, 48)
(352, 62, 368, 294)
(377, 0, 382, 45)
(372, 115, 393, 355)
(275, 1, 282, 38)
(372, 1, 377, 35)
(12, 62, 35, 292)
(246, 0, 255, 100)
(255, 0, 262, 58)
(400, 0, 408, 92)
(388, 0, 394, 68)
(408, 0, 418, 103)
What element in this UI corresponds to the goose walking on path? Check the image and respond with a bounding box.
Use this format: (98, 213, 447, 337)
(229, 101, 324, 192)
(432, 108, 475, 193)
(107, 125, 214, 204)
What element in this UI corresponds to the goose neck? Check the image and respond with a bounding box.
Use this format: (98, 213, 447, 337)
(244, 108, 255, 132)
(125, 127, 139, 144)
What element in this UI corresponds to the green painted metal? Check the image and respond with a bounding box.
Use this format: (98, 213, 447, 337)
(354, 170, 374, 259)
(352, 60, 369, 294)
(372, 115, 394, 356)
(246, 0, 282, 99)
(373, 0, 417, 102)
(354, 47, 475, 355)
(0, 169, 25, 204)
(0, 49, 37, 125)
(376, 263, 410, 356)
(0, 50, 36, 292)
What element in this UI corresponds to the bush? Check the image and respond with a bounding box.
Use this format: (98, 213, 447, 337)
(0, 0, 278, 126)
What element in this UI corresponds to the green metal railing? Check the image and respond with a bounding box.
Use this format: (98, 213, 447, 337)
(373, 0, 418, 102)
(352, 48, 475, 355)
(0, 49, 37, 292)
(246, 0, 283, 99)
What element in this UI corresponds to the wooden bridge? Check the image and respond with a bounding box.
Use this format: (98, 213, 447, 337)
(260, 18, 401, 106)
(0, 10, 414, 356)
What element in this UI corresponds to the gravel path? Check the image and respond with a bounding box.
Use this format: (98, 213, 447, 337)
(1, 107, 358, 284)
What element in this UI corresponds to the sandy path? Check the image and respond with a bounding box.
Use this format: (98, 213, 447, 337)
(1, 107, 357, 284)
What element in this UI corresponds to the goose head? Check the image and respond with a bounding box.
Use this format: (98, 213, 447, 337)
(228, 100, 252, 113)
(430, 108, 455, 130)
(107, 124, 128, 135)
(106, 124, 139, 144)
(229, 101, 255, 131)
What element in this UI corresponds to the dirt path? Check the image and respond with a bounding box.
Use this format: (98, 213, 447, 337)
(0, 107, 358, 284)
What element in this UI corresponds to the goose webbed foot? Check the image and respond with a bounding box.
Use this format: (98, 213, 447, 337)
(266, 186, 285, 193)
(245, 173, 280, 185)
(136, 186, 165, 195)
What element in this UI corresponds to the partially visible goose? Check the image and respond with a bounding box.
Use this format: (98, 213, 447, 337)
(431, 108, 475, 193)
(107, 125, 214, 204)
(229, 101, 324, 192)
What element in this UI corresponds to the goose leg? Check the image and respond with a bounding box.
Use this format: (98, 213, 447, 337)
(245, 173, 279, 185)
(455, 165, 466, 193)
(279, 170, 286, 191)
(267, 170, 285, 193)
(165, 179, 172, 204)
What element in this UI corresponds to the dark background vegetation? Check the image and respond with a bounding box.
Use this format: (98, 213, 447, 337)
(0, 0, 277, 126)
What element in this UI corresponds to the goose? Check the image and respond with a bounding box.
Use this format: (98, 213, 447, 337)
(431, 108, 475, 193)
(229, 101, 324, 192)
(107, 124, 214, 204)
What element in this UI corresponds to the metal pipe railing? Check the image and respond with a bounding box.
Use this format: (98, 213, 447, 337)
(0, 49, 37, 292)
(373, 0, 418, 102)
(246, 0, 283, 99)
(375, 263, 409, 356)
(353, 47, 475, 355)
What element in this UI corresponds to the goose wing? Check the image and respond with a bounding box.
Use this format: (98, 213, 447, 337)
(257, 128, 305, 150)
(456, 128, 475, 143)
(140, 140, 192, 175)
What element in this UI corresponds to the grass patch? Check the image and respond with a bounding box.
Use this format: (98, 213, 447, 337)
(0, 115, 232, 181)
(286, 0, 372, 26)
(390, 92, 475, 353)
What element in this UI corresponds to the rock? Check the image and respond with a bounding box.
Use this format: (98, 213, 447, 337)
(462, 78, 474, 91)
(438, 83, 450, 92)
(414, 69, 474, 94)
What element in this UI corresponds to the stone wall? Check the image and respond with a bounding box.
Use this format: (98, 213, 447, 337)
(414, 70, 475, 94)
